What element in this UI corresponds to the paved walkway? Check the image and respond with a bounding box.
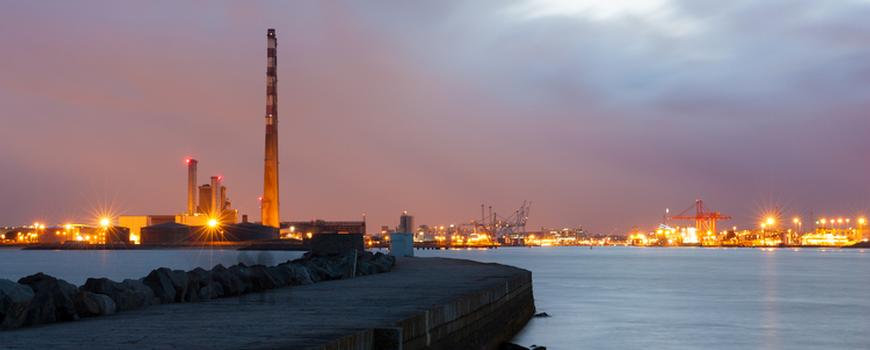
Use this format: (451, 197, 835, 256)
(0, 257, 528, 349)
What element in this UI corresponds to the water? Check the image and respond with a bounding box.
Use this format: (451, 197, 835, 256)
(414, 247, 870, 350)
(0, 248, 304, 285)
(1, 247, 867, 349)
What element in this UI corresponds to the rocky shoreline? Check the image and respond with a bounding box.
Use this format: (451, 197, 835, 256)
(0, 250, 395, 329)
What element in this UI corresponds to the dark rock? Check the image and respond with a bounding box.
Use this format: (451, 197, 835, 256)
(248, 265, 279, 291)
(370, 252, 396, 273)
(185, 267, 214, 301)
(529, 345, 547, 350)
(0, 279, 34, 329)
(22, 286, 56, 326)
(143, 268, 188, 303)
(210, 265, 245, 296)
(166, 269, 189, 302)
(228, 264, 255, 293)
(355, 254, 378, 276)
(18, 273, 79, 323)
(187, 267, 211, 289)
(283, 263, 314, 285)
(81, 277, 151, 311)
(533, 312, 551, 318)
(142, 269, 175, 304)
(265, 266, 291, 287)
(121, 279, 155, 309)
(500, 343, 530, 350)
(183, 269, 211, 302)
(73, 291, 116, 317)
(198, 282, 224, 300)
(307, 257, 345, 281)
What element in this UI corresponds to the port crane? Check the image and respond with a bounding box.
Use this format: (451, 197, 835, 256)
(475, 201, 531, 239)
(669, 199, 731, 236)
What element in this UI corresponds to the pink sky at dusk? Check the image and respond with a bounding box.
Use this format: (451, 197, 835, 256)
(2, 1, 869, 233)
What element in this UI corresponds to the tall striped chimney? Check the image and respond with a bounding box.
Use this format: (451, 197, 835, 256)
(261, 28, 281, 228)
(186, 158, 198, 214)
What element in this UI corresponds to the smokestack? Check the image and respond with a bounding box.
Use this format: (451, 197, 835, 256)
(210, 176, 221, 217)
(186, 158, 198, 214)
(262, 28, 281, 228)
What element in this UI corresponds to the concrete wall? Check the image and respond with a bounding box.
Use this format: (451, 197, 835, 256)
(321, 260, 535, 350)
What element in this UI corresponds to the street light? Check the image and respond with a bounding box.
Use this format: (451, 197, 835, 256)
(99, 217, 111, 228)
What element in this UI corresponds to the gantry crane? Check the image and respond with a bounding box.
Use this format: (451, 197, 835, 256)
(669, 199, 731, 235)
(475, 201, 531, 239)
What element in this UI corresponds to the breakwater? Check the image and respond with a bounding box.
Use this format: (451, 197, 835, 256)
(0, 257, 534, 349)
(0, 251, 395, 330)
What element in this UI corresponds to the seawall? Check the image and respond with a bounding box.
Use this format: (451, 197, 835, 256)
(0, 257, 534, 349)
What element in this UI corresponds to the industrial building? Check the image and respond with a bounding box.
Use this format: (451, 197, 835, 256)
(36, 224, 129, 245)
(139, 219, 278, 245)
(285, 220, 366, 240)
(119, 215, 175, 244)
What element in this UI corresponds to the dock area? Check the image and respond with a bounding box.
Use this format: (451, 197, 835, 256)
(0, 257, 534, 350)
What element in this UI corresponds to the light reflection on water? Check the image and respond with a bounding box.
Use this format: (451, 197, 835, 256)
(414, 247, 870, 350)
(0, 248, 304, 285)
(0, 247, 866, 349)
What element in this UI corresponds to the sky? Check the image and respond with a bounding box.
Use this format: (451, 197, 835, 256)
(1, 0, 870, 233)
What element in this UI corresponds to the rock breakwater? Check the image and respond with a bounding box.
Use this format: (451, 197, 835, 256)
(0, 250, 395, 330)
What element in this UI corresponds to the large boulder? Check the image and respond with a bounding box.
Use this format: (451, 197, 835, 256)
(121, 279, 156, 308)
(210, 265, 245, 296)
(73, 291, 116, 317)
(355, 253, 380, 276)
(0, 279, 34, 329)
(142, 269, 175, 303)
(246, 265, 279, 292)
(143, 268, 188, 303)
(81, 277, 152, 311)
(183, 268, 212, 303)
(370, 252, 396, 273)
(265, 266, 291, 288)
(295, 255, 345, 282)
(18, 273, 79, 323)
(278, 263, 314, 285)
(227, 264, 255, 293)
(198, 282, 224, 300)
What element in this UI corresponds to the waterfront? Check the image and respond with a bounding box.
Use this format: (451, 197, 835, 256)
(415, 247, 870, 350)
(1, 247, 868, 349)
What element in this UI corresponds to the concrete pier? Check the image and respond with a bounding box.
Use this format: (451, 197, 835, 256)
(0, 258, 534, 349)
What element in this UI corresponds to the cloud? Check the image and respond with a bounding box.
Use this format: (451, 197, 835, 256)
(1, 1, 869, 231)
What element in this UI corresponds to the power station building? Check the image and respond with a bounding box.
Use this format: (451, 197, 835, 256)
(117, 30, 287, 245)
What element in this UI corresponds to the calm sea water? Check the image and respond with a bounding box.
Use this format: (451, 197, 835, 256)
(1, 247, 867, 349)
(415, 247, 870, 350)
